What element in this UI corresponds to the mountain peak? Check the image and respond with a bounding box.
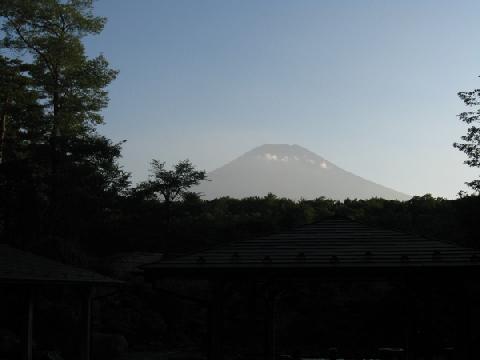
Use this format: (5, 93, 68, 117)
(247, 144, 323, 160)
(196, 144, 410, 201)
(250, 143, 312, 153)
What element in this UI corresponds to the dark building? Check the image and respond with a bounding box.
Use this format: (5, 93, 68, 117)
(0, 244, 121, 360)
(142, 217, 480, 360)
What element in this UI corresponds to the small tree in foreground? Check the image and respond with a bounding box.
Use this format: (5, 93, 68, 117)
(137, 159, 207, 253)
(145, 159, 207, 204)
(455, 85, 480, 193)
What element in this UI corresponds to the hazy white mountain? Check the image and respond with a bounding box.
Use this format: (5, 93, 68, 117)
(196, 144, 410, 200)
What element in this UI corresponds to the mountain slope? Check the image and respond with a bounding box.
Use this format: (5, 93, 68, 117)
(196, 144, 410, 200)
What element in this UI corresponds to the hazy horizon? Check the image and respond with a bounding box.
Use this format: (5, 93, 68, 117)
(84, 0, 480, 199)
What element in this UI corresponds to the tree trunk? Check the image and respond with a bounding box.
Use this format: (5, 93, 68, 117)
(0, 101, 8, 164)
(164, 199, 171, 257)
(51, 89, 60, 166)
(0, 110, 6, 164)
(47, 89, 61, 236)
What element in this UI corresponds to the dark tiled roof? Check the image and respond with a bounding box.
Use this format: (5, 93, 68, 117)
(0, 244, 122, 285)
(103, 252, 164, 279)
(142, 218, 480, 275)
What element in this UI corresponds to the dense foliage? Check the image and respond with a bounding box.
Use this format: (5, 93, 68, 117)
(102, 193, 480, 257)
(0, 0, 125, 262)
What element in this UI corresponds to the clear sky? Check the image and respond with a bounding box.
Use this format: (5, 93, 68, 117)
(84, 0, 480, 199)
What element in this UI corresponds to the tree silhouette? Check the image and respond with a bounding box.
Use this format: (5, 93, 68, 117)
(0, 0, 125, 250)
(455, 85, 480, 192)
(0, 56, 38, 164)
(142, 159, 207, 204)
(136, 159, 207, 254)
(1, 0, 118, 136)
(1, 0, 118, 232)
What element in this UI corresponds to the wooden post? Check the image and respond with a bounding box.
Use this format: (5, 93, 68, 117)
(208, 280, 224, 360)
(454, 283, 471, 360)
(22, 289, 34, 360)
(80, 287, 94, 360)
(423, 286, 434, 360)
(264, 289, 277, 360)
(404, 281, 417, 360)
(248, 281, 259, 357)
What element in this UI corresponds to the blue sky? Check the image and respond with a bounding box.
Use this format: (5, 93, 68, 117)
(85, 0, 480, 198)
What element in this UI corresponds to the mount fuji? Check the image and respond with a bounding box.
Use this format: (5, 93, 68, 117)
(195, 144, 410, 201)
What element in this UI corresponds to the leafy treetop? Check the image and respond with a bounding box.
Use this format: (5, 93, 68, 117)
(1, 0, 117, 136)
(455, 85, 480, 192)
(139, 159, 208, 204)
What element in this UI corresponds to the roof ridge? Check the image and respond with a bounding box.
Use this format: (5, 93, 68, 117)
(141, 216, 480, 271)
(0, 244, 122, 285)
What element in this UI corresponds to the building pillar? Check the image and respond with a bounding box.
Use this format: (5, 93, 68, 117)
(403, 280, 417, 360)
(247, 281, 260, 356)
(21, 289, 34, 360)
(208, 280, 225, 360)
(264, 288, 277, 360)
(80, 287, 94, 360)
(423, 286, 434, 360)
(405, 278, 436, 360)
(454, 283, 471, 360)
